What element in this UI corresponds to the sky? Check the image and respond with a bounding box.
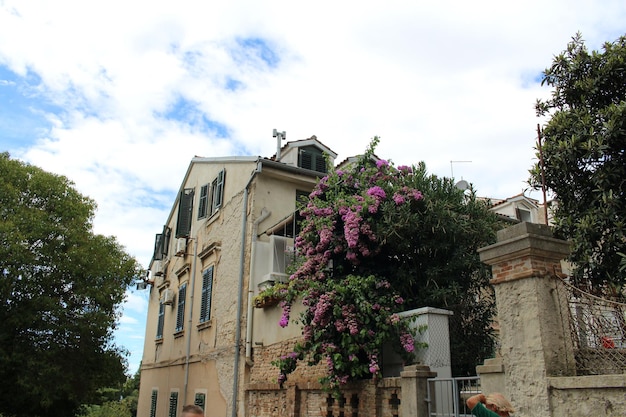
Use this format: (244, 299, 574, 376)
(1, 0, 625, 376)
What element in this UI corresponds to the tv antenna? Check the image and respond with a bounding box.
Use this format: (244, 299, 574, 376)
(273, 129, 286, 161)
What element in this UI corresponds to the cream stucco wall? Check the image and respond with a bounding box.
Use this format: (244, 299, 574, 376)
(137, 155, 324, 417)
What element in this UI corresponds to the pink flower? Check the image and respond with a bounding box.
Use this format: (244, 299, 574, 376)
(367, 186, 386, 200)
(401, 332, 415, 353)
(393, 193, 406, 205)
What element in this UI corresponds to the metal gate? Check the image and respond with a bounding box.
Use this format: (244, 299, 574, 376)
(426, 376, 480, 417)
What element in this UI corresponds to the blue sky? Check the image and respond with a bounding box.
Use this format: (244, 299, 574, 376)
(1, 0, 625, 375)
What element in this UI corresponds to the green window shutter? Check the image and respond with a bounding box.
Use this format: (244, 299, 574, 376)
(315, 153, 327, 173)
(299, 150, 313, 170)
(169, 392, 178, 417)
(299, 147, 326, 173)
(150, 390, 158, 417)
(154, 226, 171, 260)
(153, 233, 164, 260)
(198, 184, 209, 219)
(210, 169, 226, 214)
(200, 266, 214, 322)
(156, 301, 165, 339)
(194, 393, 206, 410)
(176, 188, 194, 238)
(175, 283, 187, 332)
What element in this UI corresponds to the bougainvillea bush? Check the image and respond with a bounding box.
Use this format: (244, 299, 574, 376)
(275, 137, 503, 393)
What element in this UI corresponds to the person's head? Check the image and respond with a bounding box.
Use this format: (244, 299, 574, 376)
(182, 404, 205, 417)
(485, 393, 515, 416)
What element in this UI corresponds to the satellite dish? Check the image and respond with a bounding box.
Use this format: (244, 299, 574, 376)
(455, 179, 469, 191)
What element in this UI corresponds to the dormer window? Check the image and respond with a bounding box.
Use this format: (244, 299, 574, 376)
(516, 207, 532, 223)
(299, 146, 327, 173)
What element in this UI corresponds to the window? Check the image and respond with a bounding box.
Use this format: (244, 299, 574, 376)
(175, 283, 187, 332)
(194, 393, 206, 410)
(516, 207, 532, 223)
(210, 169, 226, 215)
(150, 390, 158, 417)
(176, 188, 195, 238)
(200, 266, 214, 323)
(169, 392, 178, 417)
(153, 226, 171, 260)
(156, 301, 165, 339)
(299, 146, 327, 173)
(198, 184, 209, 219)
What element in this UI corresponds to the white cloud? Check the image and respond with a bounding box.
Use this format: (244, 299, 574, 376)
(2, 0, 625, 377)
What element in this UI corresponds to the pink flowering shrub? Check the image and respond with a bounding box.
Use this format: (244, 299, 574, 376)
(275, 137, 427, 395)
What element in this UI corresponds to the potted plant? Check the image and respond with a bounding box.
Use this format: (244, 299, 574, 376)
(253, 281, 289, 308)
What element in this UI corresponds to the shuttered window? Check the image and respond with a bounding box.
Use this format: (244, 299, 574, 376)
(150, 390, 158, 417)
(153, 226, 171, 260)
(169, 392, 178, 417)
(299, 146, 327, 173)
(210, 169, 226, 215)
(200, 266, 214, 323)
(198, 184, 209, 219)
(156, 301, 165, 339)
(194, 393, 206, 410)
(175, 188, 194, 238)
(175, 283, 187, 332)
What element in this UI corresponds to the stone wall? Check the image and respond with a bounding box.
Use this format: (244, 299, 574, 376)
(478, 222, 626, 417)
(245, 337, 434, 417)
(245, 377, 404, 417)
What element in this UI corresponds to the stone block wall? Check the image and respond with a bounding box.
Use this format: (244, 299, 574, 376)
(245, 338, 423, 417)
(245, 378, 403, 417)
(477, 222, 626, 417)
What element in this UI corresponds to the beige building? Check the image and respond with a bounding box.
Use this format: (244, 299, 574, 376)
(136, 136, 337, 417)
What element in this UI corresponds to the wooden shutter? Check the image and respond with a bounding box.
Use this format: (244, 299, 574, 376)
(169, 392, 178, 417)
(194, 393, 206, 410)
(153, 233, 164, 260)
(200, 266, 214, 322)
(198, 184, 209, 219)
(211, 169, 226, 214)
(175, 283, 187, 332)
(156, 301, 165, 339)
(150, 390, 158, 417)
(175, 188, 194, 238)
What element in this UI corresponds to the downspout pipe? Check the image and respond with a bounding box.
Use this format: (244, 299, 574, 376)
(182, 235, 198, 406)
(246, 207, 271, 366)
(232, 162, 262, 417)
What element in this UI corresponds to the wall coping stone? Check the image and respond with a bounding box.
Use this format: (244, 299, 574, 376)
(478, 222, 570, 266)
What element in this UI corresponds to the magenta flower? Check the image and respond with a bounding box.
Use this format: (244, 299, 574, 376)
(366, 186, 386, 199)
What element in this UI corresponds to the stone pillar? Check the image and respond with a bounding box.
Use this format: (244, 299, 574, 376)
(400, 364, 436, 417)
(476, 357, 505, 396)
(478, 222, 574, 416)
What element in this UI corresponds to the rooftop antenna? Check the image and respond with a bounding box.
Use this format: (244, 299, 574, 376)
(273, 129, 286, 161)
(450, 160, 472, 190)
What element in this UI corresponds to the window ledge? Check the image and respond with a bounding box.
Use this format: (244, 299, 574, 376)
(197, 319, 213, 331)
(174, 330, 184, 339)
(155, 337, 163, 344)
(205, 212, 220, 227)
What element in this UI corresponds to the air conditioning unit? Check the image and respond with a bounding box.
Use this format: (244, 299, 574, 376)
(261, 272, 289, 285)
(153, 260, 164, 276)
(162, 288, 175, 305)
(155, 275, 167, 287)
(175, 238, 187, 257)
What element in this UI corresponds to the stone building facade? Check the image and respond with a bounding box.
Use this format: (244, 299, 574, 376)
(136, 136, 339, 417)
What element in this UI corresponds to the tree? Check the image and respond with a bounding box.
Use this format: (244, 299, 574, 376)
(0, 153, 142, 417)
(276, 138, 503, 393)
(533, 33, 626, 289)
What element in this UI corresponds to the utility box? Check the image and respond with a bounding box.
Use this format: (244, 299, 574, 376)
(382, 307, 453, 378)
